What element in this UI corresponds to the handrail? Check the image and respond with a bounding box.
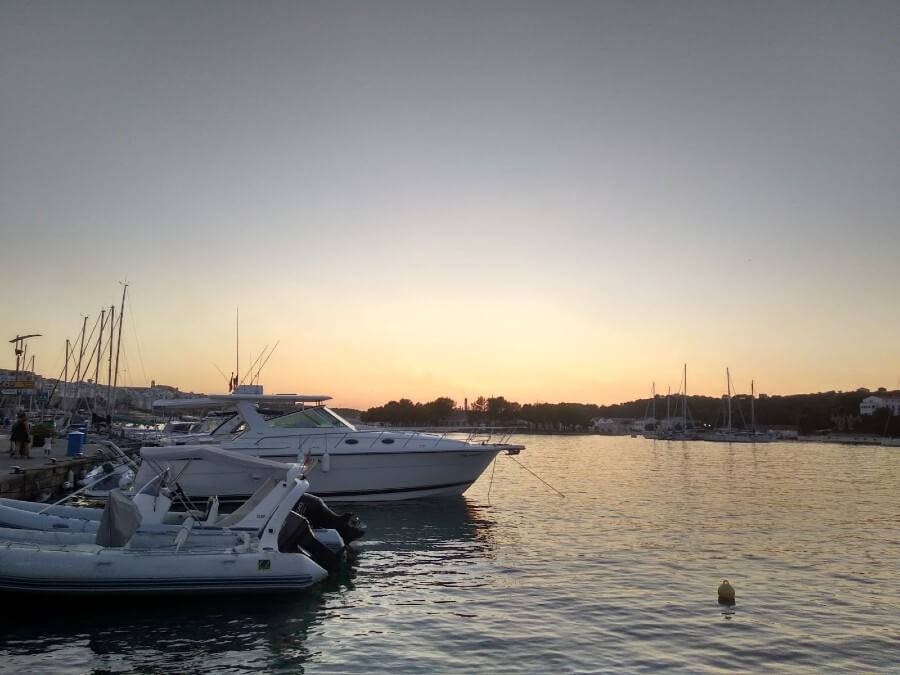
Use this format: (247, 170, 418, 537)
(243, 426, 524, 453)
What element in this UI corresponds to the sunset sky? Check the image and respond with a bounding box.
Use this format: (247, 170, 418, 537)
(2, 1, 899, 410)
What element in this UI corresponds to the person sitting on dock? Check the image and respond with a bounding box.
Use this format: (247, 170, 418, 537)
(9, 411, 32, 459)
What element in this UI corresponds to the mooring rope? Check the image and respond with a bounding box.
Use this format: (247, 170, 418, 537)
(507, 454, 566, 498)
(486, 456, 498, 503)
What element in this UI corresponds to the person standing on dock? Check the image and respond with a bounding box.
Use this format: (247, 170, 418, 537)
(9, 411, 32, 459)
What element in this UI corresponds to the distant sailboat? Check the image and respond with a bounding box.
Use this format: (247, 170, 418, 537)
(643, 365, 700, 440)
(702, 371, 774, 443)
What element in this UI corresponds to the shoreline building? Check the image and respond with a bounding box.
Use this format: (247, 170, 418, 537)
(859, 395, 900, 416)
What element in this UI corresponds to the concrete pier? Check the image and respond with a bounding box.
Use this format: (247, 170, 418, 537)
(0, 434, 135, 501)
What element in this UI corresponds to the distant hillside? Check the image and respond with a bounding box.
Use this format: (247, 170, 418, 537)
(597, 389, 899, 434)
(357, 389, 899, 434)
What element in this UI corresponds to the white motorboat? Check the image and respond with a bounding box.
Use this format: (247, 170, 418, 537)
(150, 389, 525, 503)
(0, 450, 361, 595)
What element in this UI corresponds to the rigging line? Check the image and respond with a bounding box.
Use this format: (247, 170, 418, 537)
(506, 454, 566, 498)
(211, 362, 230, 388)
(121, 349, 132, 387)
(77, 313, 104, 381)
(126, 292, 148, 386)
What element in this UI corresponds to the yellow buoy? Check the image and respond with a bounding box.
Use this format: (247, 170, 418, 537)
(717, 579, 736, 605)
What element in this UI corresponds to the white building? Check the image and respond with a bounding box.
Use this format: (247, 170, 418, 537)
(590, 417, 630, 435)
(859, 395, 900, 416)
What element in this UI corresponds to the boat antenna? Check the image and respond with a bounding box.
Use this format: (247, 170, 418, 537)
(254, 340, 280, 384)
(241, 344, 269, 386)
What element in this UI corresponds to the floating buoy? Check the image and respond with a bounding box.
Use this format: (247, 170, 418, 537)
(717, 579, 736, 605)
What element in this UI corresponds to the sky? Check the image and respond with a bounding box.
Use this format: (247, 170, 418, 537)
(1, 1, 899, 410)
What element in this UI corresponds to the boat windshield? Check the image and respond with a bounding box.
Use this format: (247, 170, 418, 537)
(267, 406, 352, 430)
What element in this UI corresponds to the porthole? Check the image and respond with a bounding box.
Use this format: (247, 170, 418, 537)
(345, 438, 359, 445)
(381, 438, 395, 444)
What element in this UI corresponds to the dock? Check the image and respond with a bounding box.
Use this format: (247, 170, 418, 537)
(0, 434, 136, 501)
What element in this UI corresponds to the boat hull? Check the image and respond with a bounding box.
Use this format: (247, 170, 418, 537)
(144, 447, 505, 503)
(0, 543, 327, 595)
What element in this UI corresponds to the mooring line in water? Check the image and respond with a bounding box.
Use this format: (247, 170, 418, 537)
(486, 456, 498, 503)
(507, 455, 566, 497)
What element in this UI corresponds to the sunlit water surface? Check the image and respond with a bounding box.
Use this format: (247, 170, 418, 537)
(1, 437, 898, 673)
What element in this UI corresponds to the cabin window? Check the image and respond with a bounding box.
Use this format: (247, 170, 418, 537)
(381, 438, 395, 444)
(345, 438, 359, 445)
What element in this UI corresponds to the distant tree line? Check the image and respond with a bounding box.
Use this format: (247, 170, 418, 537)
(361, 397, 456, 425)
(360, 389, 900, 436)
(360, 395, 601, 431)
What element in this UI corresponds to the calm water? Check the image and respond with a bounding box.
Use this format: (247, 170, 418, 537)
(1, 436, 898, 673)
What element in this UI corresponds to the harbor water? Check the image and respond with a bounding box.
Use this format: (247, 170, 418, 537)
(1, 436, 898, 673)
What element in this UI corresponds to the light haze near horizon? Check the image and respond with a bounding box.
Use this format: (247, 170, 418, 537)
(2, 1, 899, 410)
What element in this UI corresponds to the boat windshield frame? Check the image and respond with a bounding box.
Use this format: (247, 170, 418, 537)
(265, 406, 356, 431)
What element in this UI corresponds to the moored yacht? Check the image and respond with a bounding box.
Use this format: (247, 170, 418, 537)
(149, 388, 524, 503)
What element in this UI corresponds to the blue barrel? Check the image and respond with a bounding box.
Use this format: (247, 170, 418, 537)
(66, 431, 86, 456)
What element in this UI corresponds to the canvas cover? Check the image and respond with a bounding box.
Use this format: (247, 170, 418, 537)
(135, 444, 292, 488)
(95, 488, 142, 547)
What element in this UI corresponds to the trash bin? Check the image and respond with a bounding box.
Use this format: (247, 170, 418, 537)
(66, 431, 86, 457)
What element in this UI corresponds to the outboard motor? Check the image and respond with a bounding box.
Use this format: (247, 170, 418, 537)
(278, 511, 344, 571)
(296, 493, 367, 545)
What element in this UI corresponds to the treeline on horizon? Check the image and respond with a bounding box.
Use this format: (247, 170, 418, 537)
(359, 389, 900, 435)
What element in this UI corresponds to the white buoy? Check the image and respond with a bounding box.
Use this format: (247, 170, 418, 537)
(718, 579, 736, 605)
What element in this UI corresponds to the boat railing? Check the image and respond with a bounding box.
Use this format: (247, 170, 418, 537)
(0, 539, 252, 555)
(246, 425, 525, 455)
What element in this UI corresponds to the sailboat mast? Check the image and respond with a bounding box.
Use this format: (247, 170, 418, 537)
(76, 315, 87, 383)
(74, 315, 88, 407)
(111, 284, 127, 416)
(235, 308, 239, 390)
(751, 379, 756, 433)
(63, 338, 70, 407)
(727, 367, 732, 433)
(682, 363, 687, 431)
(94, 310, 104, 386)
(106, 305, 114, 416)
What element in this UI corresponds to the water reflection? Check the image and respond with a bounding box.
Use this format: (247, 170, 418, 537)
(0, 574, 348, 672)
(345, 497, 498, 595)
(351, 497, 496, 554)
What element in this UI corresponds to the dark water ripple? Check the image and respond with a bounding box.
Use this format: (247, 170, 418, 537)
(1, 437, 899, 673)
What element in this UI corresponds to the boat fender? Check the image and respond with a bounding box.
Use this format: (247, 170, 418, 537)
(717, 579, 735, 606)
(203, 496, 220, 526)
(231, 532, 252, 554)
(321, 451, 331, 473)
(174, 517, 194, 551)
